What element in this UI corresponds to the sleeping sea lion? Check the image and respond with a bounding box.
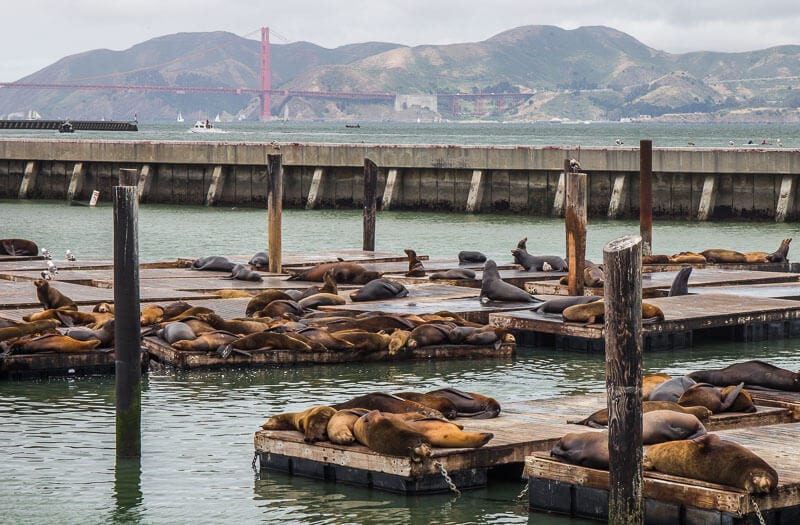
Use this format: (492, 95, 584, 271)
(5, 333, 101, 354)
(190, 255, 236, 272)
(480, 260, 539, 303)
(330, 329, 391, 352)
(0, 319, 61, 342)
(245, 290, 294, 317)
(34, 279, 77, 310)
(171, 330, 239, 352)
(406, 323, 453, 349)
(568, 400, 712, 428)
(428, 268, 477, 280)
(195, 312, 268, 335)
(388, 329, 412, 355)
(140, 305, 165, 326)
(156, 321, 197, 344)
(261, 405, 337, 443)
(458, 251, 486, 264)
(669, 252, 706, 264)
(688, 360, 800, 391)
(0, 238, 38, 256)
(425, 387, 501, 418)
(332, 392, 445, 419)
(550, 430, 609, 469)
(533, 295, 601, 314)
(222, 263, 263, 282)
(643, 254, 671, 264)
(254, 299, 304, 318)
(641, 409, 707, 444)
(677, 382, 754, 413)
(643, 433, 778, 493)
(349, 278, 409, 302)
(353, 409, 433, 462)
(404, 248, 426, 277)
(327, 408, 369, 445)
(643, 373, 672, 400)
(248, 251, 269, 269)
(63, 318, 115, 347)
(648, 376, 697, 403)
(222, 331, 313, 353)
(287, 262, 382, 284)
(562, 299, 664, 324)
(387, 413, 494, 448)
(393, 392, 458, 419)
(298, 293, 346, 309)
(701, 249, 747, 264)
(293, 327, 354, 351)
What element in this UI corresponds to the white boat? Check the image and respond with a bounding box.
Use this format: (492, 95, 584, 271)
(177, 112, 184, 123)
(188, 120, 226, 133)
(214, 113, 221, 122)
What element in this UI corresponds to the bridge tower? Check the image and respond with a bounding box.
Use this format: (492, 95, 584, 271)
(260, 27, 271, 120)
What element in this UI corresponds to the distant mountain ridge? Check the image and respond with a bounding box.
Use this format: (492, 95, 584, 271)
(1, 25, 799, 122)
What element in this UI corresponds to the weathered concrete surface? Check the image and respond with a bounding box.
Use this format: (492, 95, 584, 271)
(1, 138, 799, 220)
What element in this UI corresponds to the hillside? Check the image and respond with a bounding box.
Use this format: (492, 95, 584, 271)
(1, 25, 799, 122)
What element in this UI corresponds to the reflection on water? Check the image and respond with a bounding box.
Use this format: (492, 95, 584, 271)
(2, 343, 799, 524)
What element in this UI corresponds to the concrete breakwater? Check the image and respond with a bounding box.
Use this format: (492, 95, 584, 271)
(1, 138, 799, 221)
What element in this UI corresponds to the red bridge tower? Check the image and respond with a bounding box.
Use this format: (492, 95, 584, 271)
(260, 27, 271, 120)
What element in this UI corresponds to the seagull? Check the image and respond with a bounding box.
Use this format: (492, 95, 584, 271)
(729, 140, 735, 146)
(41, 248, 51, 260)
(687, 141, 695, 146)
(568, 158, 582, 173)
(47, 260, 58, 276)
(66, 249, 76, 262)
(40, 270, 52, 280)
(615, 139, 624, 146)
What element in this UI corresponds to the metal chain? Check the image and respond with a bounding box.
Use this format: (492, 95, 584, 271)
(516, 481, 529, 501)
(251, 452, 260, 473)
(750, 497, 767, 525)
(434, 460, 461, 496)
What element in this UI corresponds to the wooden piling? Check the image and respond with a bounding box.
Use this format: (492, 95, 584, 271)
(267, 154, 282, 273)
(18, 160, 37, 199)
(776, 174, 796, 223)
(363, 158, 377, 251)
(697, 174, 718, 221)
(603, 234, 644, 524)
(639, 140, 653, 256)
(114, 168, 142, 458)
(305, 167, 325, 209)
(66, 162, 84, 202)
(205, 165, 225, 206)
(137, 164, 153, 201)
(565, 169, 587, 296)
(382, 168, 400, 210)
(465, 169, 485, 213)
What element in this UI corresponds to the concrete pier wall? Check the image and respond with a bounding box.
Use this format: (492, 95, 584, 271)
(0, 138, 798, 220)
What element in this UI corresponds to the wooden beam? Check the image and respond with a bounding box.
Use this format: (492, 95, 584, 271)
(607, 173, 628, 218)
(639, 140, 653, 256)
(18, 160, 37, 199)
(775, 174, 796, 223)
(566, 171, 587, 296)
(381, 168, 399, 210)
(363, 158, 378, 251)
(697, 174, 717, 221)
(267, 155, 282, 273)
(205, 165, 225, 206)
(552, 171, 566, 217)
(66, 162, 84, 201)
(305, 167, 325, 209)
(137, 164, 153, 201)
(465, 170, 484, 213)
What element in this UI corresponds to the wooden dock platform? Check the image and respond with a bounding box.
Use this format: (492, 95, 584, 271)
(525, 421, 800, 524)
(254, 392, 799, 495)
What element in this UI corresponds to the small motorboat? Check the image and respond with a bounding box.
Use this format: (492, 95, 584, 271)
(58, 121, 74, 133)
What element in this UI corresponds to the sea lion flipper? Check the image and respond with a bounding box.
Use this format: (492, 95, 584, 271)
(720, 382, 745, 411)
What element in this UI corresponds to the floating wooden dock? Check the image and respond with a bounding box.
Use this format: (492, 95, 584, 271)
(254, 392, 799, 495)
(525, 421, 800, 524)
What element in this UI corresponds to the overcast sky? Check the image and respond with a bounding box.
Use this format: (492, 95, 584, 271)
(2, 0, 799, 82)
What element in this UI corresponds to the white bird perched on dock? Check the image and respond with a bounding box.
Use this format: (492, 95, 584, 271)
(615, 138, 624, 146)
(568, 158, 582, 173)
(66, 249, 76, 262)
(41, 248, 51, 259)
(47, 260, 58, 276)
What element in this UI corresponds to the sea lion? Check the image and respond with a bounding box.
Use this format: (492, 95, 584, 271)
(404, 248, 426, 277)
(140, 305, 165, 326)
(516, 237, 528, 250)
(393, 392, 459, 419)
(353, 409, 433, 461)
(388, 329, 412, 355)
(766, 238, 791, 262)
(298, 270, 339, 299)
(222, 263, 263, 282)
(480, 260, 539, 303)
(388, 413, 494, 448)
(349, 278, 409, 302)
(643, 373, 672, 400)
(287, 262, 382, 284)
(568, 400, 712, 428)
(533, 295, 601, 314)
(641, 302, 666, 322)
(5, 333, 101, 354)
(261, 405, 337, 443)
(332, 392, 445, 419)
(190, 255, 236, 272)
(688, 360, 800, 391)
(194, 312, 268, 335)
(0, 238, 38, 256)
(643, 254, 672, 264)
(0, 319, 61, 343)
(701, 249, 747, 264)
(93, 302, 115, 314)
(52, 309, 112, 328)
(245, 290, 293, 317)
(156, 321, 197, 344)
(583, 263, 605, 287)
(677, 382, 754, 413)
(428, 268, 477, 280)
(214, 290, 254, 299)
(248, 251, 269, 269)
(643, 433, 779, 493)
(562, 299, 664, 324)
(63, 318, 115, 347)
(254, 299, 305, 318)
(171, 330, 239, 352)
(668, 266, 692, 297)
(34, 279, 77, 310)
(642, 409, 707, 444)
(330, 329, 391, 352)
(22, 306, 77, 323)
(222, 331, 313, 353)
(406, 323, 453, 349)
(458, 251, 486, 264)
(669, 251, 707, 264)
(550, 430, 609, 469)
(327, 408, 369, 445)
(426, 387, 501, 418)
(293, 327, 355, 351)
(649, 376, 697, 403)
(298, 293, 346, 309)
(511, 247, 568, 272)
(161, 301, 194, 320)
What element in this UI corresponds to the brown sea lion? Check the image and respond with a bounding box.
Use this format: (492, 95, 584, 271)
(254, 299, 304, 318)
(298, 293, 346, 310)
(388, 329, 412, 355)
(224, 331, 313, 352)
(22, 306, 78, 322)
(330, 330, 391, 352)
(642, 254, 671, 264)
(406, 323, 453, 349)
(168, 306, 215, 320)
(260, 405, 337, 443)
(6, 333, 101, 354)
(743, 252, 769, 264)
(643, 373, 672, 400)
(160, 301, 193, 320)
(766, 237, 791, 263)
(52, 309, 112, 328)
(245, 290, 293, 317)
(677, 382, 753, 413)
(34, 279, 77, 310)
(701, 248, 747, 263)
(404, 248, 426, 277)
(568, 400, 712, 428)
(214, 290, 254, 299)
(140, 305, 165, 326)
(332, 392, 445, 419)
(388, 413, 494, 448)
(0, 238, 39, 256)
(533, 295, 602, 314)
(669, 251, 706, 264)
(562, 300, 664, 324)
(393, 392, 459, 419)
(643, 433, 779, 493)
(327, 408, 369, 445)
(426, 387, 501, 418)
(688, 360, 800, 391)
(93, 302, 115, 314)
(0, 319, 61, 342)
(171, 330, 239, 352)
(353, 409, 433, 461)
(294, 327, 355, 351)
(428, 268, 477, 280)
(642, 409, 707, 444)
(195, 312, 268, 335)
(287, 262, 382, 284)
(550, 430, 609, 469)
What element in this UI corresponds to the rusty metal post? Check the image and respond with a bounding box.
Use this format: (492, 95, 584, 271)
(114, 168, 141, 458)
(639, 140, 653, 256)
(267, 154, 282, 273)
(604, 234, 644, 525)
(363, 158, 377, 251)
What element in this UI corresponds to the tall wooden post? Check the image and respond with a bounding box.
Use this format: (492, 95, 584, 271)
(565, 164, 587, 296)
(363, 158, 377, 251)
(639, 140, 653, 256)
(267, 154, 282, 273)
(604, 234, 644, 525)
(114, 168, 142, 458)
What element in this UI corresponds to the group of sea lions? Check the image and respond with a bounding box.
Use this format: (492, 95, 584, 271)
(0, 279, 115, 355)
(261, 388, 500, 461)
(551, 359, 797, 494)
(643, 238, 791, 265)
(190, 255, 265, 282)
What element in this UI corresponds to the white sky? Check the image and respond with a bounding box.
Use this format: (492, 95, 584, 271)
(2, 0, 799, 82)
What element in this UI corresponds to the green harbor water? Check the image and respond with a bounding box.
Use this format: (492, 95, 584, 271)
(2, 120, 800, 524)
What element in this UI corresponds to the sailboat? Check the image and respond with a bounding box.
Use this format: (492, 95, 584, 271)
(177, 112, 184, 123)
(214, 113, 221, 123)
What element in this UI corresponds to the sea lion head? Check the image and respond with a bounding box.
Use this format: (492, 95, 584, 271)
(300, 406, 337, 443)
